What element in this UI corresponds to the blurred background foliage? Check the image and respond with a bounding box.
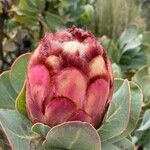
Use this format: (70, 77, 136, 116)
(0, 0, 150, 72)
(0, 0, 150, 149)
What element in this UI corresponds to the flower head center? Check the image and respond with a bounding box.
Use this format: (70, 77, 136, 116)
(62, 41, 87, 55)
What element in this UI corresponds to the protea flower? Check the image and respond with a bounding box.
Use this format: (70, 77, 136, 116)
(26, 27, 114, 128)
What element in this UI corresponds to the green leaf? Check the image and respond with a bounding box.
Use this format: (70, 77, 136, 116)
(101, 38, 121, 63)
(112, 63, 122, 78)
(32, 123, 51, 138)
(80, 4, 94, 22)
(113, 78, 125, 92)
(138, 110, 150, 131)
(109, 43, 121, 63)
(119, 51, 147, 70)
(15, 0, 46, 26)
(15, 82, 27, 117)
(122, 37, 141, 54)
(126, 81, 142, 131)
(142, 31, 150, 46)
(109, 81, 142, 142)
(133, 129, 150, 150)
(144, 142, 150, 150)
(114, 138, 135, 150)
(30, 0, 45, 12)
(98, 79, 131, 142)
(10, 53, 31, 94)
(17, 0, 45, 14)
(119, 24, 138, 49)
(101, 142, 120, 150)
(0, 71, 17, 109)
(102, 138, 135, 150)
(15, 15, 38, 26)
(0, 109, 38, 150)
(132, 65, 150, 103)
(44, 121, 101, 150)
(45, 12, 65, 31)
(17, 0, 37, 14)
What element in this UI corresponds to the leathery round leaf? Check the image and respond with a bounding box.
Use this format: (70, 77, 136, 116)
(0, 109, 38, 150)
(132, 65, 150, 103)
(15, 82, 27, 117)
(43, 121, 101, 150)
(10, 53, 31, 94)
(99, 138, 135, 150)
(101, 142, 120, 150)
(114, 138, 135, 150)
(0, 71, 17, 109)
(98, 79, 131, 142)
(109, 80, 142, 142)
(31, 123, 51, 138)
(138, 110, 150, 131)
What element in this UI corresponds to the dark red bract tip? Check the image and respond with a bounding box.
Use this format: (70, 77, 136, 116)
(68, 26, 94, 42)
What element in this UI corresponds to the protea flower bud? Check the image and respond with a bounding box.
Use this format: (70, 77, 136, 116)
(26, 27, 114, 128)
